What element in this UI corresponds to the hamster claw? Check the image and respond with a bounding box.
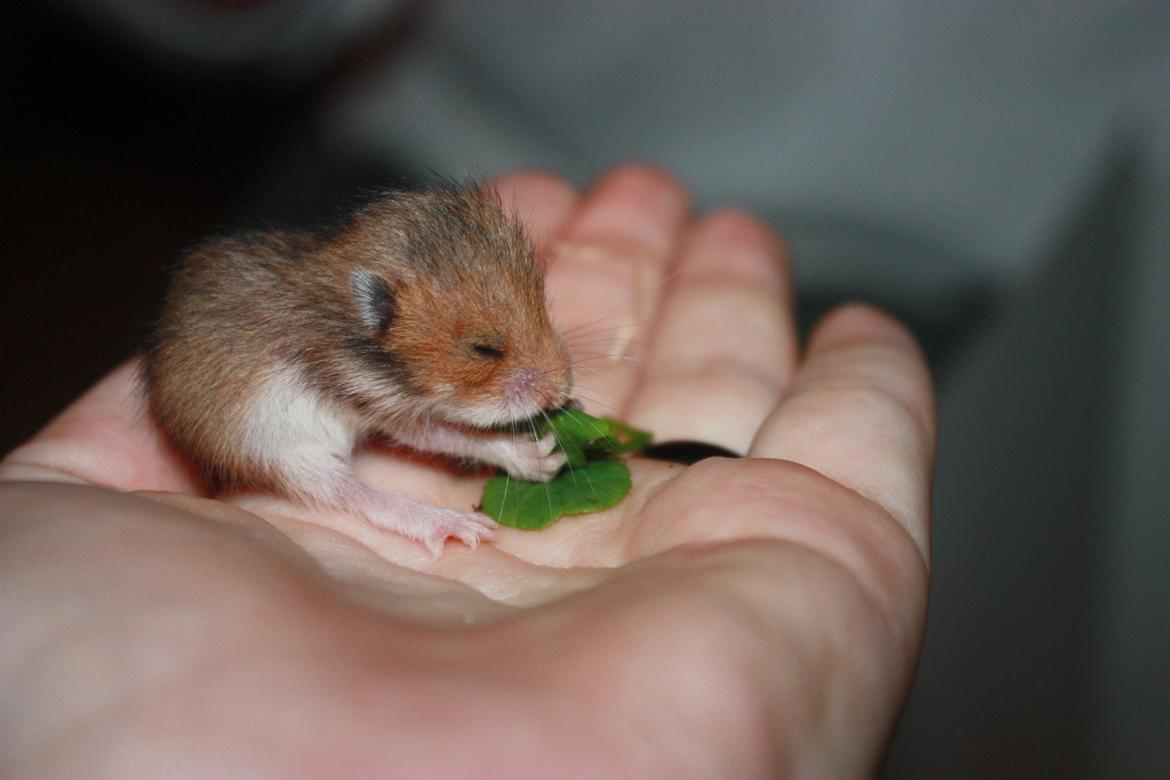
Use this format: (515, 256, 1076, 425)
(500, 434, 566, 482)
(535, 432, 559, 457)
(420, 509, 498, 557)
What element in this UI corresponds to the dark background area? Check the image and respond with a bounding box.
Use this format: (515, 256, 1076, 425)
(3, 6, 311, 451)
(2, 3, 422, 452)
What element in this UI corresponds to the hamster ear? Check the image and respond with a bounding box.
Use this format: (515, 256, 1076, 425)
(352, 270, 397, 334)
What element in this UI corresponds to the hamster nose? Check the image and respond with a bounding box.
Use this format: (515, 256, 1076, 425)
(541, 369, 572, 410)
(510, 361, 571, 410)
(540, 387, 570, 411)
(546, 363, 572, 408)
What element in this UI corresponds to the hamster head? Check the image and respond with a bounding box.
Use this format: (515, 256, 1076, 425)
(346, 188, 572, 428)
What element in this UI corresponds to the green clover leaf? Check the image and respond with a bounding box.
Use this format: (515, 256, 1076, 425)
(481, 407, 651, 530)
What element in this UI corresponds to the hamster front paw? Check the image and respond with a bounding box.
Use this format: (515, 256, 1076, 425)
(492, 432, 567, 482)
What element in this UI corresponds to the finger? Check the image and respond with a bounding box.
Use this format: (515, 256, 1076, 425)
(0, 359, 203, 494)
(751, 304, 936, 558)
(627, 210, 797, 452)
(486, 171, 579, 262)
(545, 165, 691, 415)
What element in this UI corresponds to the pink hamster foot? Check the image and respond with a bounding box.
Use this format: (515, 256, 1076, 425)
(366, 498, 498, 557)
(326, 475, 497, 555)
(394, 506, 498, 558)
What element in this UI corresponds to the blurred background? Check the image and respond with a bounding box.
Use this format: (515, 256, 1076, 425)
(4, 2, 1167, 776)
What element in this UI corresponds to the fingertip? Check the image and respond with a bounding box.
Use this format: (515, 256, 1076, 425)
(699, 208, 790, 254)
(487, 171, 580, 255)
(589, 163, 692, 220)
(681, 209, 792, 290)
(489, 170, 578, 213)
(568, 163, 691, 255)
(800, 301, 936, 444)
(807, 302, 922, 356)
(590, 162, 690, 198)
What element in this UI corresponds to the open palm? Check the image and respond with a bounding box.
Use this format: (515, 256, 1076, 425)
(0, 166, 934, 778)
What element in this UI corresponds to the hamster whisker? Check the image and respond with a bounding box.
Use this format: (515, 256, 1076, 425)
(575, 439, 599, 499)
(540, 407, 582, 492)
(500, 418, 515, 518)
(565, 333, 645, 352)
(565, 393, 623, 418)
(559, 301, 638, 336)
(554, 265, 685, 350)
(566, 383, 616, 403)
(568, 354, 643, 367)
(566, 347, 646, 361)
(565, 402, 620, 450)
(563, 322, 642, 340)
(560, 265, 684, 330)
(564, 334, 646, 354)
(526, 414, 554, 516)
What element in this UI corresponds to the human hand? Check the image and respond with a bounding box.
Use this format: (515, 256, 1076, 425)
(0, 166, 934, 778)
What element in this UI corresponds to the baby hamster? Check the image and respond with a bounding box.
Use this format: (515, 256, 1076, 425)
(144, 186, 572, 554)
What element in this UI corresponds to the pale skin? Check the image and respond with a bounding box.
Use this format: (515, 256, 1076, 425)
(0, 166, 935, 779)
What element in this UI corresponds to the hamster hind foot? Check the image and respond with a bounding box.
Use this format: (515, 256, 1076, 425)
(327, 474, 498, 557)
(259, 444, 498, 555)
